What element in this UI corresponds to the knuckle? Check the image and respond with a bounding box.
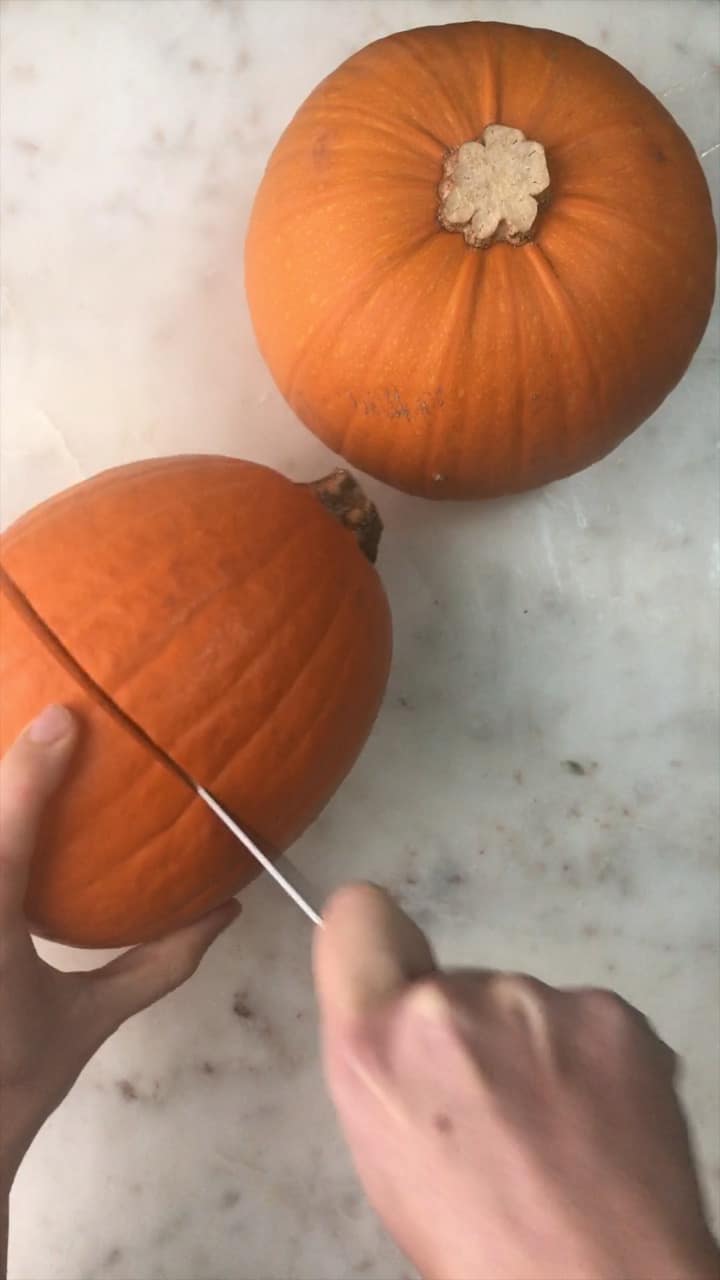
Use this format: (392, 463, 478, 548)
(405, 975, 459, 1024)
(166, 949, 200, 989)
(152, 938, 201, 992)
(579, 988, 637, 1035)
(485, 971, 549, 1011)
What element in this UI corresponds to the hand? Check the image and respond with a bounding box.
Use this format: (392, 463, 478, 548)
(0, 705, 239, 1196)
(315, 884, 719, 1280)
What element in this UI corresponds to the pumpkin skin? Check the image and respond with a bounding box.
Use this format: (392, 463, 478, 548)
(245, 22, 716, 499)
(0, 456, 391, 947)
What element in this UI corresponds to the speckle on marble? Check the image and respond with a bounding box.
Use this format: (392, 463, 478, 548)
(1, 2, 718, 1279)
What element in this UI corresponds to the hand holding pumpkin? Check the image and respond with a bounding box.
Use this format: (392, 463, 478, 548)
(0, 707, 239, 1209)
(315, 885, 719, 1280)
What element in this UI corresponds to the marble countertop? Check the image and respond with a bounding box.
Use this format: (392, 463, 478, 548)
(1, 2, 718, 1277)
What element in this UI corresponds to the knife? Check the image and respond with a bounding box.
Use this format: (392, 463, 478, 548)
(196, 785, 323, 927)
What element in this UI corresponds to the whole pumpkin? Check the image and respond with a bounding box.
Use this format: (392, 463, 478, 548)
(245, 22, 716, 499)
(0, 457, 391, 947)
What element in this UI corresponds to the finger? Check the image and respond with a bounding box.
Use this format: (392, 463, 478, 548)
(564, 986, 678, 1075)
(86, 899, 241, 1037)
(314, 883, 436, 1023)
(0, 705, 78, 920)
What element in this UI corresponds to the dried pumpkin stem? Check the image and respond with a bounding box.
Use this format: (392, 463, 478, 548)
(438, 124, 550, 248)
(306, 469, 383, 564)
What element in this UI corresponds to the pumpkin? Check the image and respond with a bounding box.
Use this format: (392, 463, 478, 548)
(0, 457, 391, 947)
(245, 21, 716, 499)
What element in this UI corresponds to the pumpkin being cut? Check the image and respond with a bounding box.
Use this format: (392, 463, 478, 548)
(0, 457, 391, 947)
(245, 21, 716, 499)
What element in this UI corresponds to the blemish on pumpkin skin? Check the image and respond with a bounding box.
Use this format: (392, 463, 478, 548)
(384, 387, 411, 420)
(312, 130, 334, 170)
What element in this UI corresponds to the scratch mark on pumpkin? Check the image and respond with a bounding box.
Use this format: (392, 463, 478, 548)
(384, 386, 411, 420)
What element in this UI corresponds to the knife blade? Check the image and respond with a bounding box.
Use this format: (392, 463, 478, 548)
(196, 786, 323, 927)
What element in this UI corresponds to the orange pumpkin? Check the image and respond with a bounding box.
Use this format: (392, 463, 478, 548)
(0, 457, 391, 947)
(245, 22, 716, 499)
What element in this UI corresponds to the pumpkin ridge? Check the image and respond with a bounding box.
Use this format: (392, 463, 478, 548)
(330, 238, 451, 470)
(203, 576, 372, 813)
(3, 459, 247, 552)
(536, 227, 647, 407)
(140, 552, 340, 784)
(74, 518, 312, 705)
(394, 38, 474, 142)
(60, 787, 199, 899)
(525, 242, 607, 438)
(548, 118, 676, 158)
(501, 249, 530, 478)
(553, 194, 698, 268)
(0, 565, 197, 793)
(509, 41, 565, 141)
(400, 28, 489, 140)
(274, 103, 443, 170)
(338, 102, 448, 160)
(421, 249, 481, 490)
(347, 31, 471, 145)
(283, 227, 439, 408)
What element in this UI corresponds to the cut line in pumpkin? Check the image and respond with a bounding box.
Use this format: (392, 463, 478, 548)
(0, 565, 276, 868)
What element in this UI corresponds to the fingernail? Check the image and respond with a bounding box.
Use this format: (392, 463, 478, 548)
(29, 704, 74, 744)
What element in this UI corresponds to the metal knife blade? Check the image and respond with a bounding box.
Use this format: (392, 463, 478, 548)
(196, 786, 323, 927)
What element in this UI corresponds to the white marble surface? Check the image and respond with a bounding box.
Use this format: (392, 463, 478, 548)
(1, 1, 718, 1277)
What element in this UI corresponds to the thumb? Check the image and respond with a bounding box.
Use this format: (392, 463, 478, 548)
(0, 704, 78, 920)
(314, 883, 436, 1024)
(87, 899, 241, 1037)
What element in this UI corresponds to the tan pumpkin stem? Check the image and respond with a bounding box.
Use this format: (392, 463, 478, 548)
(306, 469, 383, 564)
(438, 124, 550, 248)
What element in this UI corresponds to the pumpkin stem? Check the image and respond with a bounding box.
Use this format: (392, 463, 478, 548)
(438, 124, 550, 248)
(306, 469, 383, 564)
